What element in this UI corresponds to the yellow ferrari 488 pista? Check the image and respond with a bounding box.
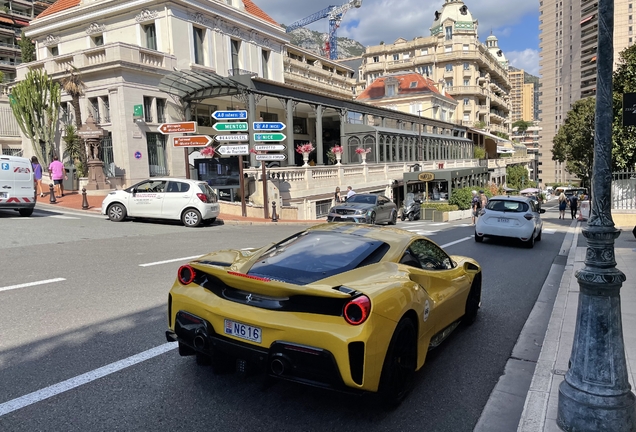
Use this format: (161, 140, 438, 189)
(166, 223, 481, 404)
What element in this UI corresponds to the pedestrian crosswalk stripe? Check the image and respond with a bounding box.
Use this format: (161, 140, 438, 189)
(543, 229, 557, 234)
(50, 215, 81, 220)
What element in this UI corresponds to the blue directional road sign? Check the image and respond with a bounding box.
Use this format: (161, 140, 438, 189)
(253, 122, 286, 131)
(212, 110, 247, 120)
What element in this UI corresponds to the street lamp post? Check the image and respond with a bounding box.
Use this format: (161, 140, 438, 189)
(417, 105, 439, 161)
(557, 0, 636, 430)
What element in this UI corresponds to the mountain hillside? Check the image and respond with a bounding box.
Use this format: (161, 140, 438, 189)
(285, 27, 365, 59)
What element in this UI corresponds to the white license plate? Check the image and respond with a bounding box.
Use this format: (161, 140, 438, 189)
(497, 217, 510, 223)
(224, 319, 262, 343)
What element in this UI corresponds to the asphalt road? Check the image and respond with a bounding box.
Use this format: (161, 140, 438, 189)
(0, 202, 572, 432)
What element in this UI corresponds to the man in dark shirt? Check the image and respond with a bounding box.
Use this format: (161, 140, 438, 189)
(569, 194, 579, 219)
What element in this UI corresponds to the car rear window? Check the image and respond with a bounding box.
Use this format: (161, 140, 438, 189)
(248, 231, 389, 285)
(198, 183, 218, 203)
(487, 199, 529, 213)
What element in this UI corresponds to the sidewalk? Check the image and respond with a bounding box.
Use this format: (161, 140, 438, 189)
(517, 223, 636, 431)
(34, 190, 322, 225)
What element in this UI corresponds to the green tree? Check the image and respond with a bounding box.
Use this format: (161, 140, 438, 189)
(512, 120, 533, 134)
(9, 69, 61, 165)
(62, 124, 86, 176)
(506, 164, 536, 190)
(474, 121, 486, 129)
(612, 43, 636, 171)
(60, 66, 88, 170)
(551, 97, 595, 187)
(473, 146, 486, 159)
(18, 31, 35, 63)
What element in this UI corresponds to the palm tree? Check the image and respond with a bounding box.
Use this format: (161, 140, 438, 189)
(60, 66, 85, 129)
(60, 66, 87, 173)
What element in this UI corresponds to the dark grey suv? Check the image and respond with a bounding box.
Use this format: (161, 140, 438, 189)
(327, 194, 398, 225)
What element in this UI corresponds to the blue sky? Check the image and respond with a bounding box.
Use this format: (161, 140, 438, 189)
(256, 0, 541, 75)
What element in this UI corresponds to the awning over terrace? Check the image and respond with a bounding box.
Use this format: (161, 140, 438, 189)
(158, 69, 246, 101)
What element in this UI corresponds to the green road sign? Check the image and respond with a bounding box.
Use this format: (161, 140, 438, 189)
(133, 104, 143, 117)
(213, 122, 248, 131)
(254, 133, 286, 142)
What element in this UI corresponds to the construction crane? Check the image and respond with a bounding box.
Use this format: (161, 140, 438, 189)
(285, 0, 362, 60)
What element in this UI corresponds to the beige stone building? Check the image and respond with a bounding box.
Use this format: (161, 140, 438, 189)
(357, 0, 511, 136)
(538, 0, 632, 185)
(509, 67, 536, 123)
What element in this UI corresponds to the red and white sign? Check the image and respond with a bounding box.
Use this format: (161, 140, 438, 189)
(158, 121, 197, 134)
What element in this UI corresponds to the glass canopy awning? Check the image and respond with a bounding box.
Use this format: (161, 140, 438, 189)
(158, 69, 247, 101)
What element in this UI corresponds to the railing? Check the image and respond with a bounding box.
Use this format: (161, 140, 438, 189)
(15, 42, 178, 79)
(612, 171, 636, 210)
(0, 107, 20, 136)
(228, 68, 257, 77)
(1, 148, 23, 156)
(0, 42, 18, 50)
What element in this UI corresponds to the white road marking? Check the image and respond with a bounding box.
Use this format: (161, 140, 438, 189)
(49, 215, 81, 220)
(429, 223, 449, 226)
(0, 343, 177, 417)
(139, 255, 203, 267)
(456, 223, 472, 227)
(9, 217, 33, 220)
(0, 278, 66, 293)
(417, 231, 437, 236)
(440, 237, 473, 248)
(543, 229, 557, 234)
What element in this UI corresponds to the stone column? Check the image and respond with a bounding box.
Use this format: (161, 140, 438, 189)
(248, 93, 257, 167)
(286, 98, 295, 164)
(557, 0, 636, 429)
(315, 104, 323, 165)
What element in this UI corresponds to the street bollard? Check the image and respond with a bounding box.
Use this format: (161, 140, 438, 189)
(81, 187, 89, 210)
(271, 201, 278, 222)
(49, 184, 56, 204)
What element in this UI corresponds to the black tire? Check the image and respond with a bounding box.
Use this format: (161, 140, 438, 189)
(18, 208, 33, 217)
(400, 213, 405, 221)
(474, 231, 483, 242)
(536, 229, 542, 241)
(368, 211, 376, 225)
(389, 210, 397, 225)
(464, 273, 481, 325)
(182, 208, 202, 227)
(107, 203, 127, 222)
(408, 212, 414, 222)
(525, 232, 535, 249)
(378, 318, 417, 407)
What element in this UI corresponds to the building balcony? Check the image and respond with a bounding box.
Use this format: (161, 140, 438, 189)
(0, 24, 17, 35)
(6, 9, 32, 19)
(477, 104, 488, 113)
(489, 112, 505, 124)
(16, 42, 178, 80)
(0, 42, 19, 53)
(490, 93, 509, 110)
(447, 85, 485, 97)
(489, 123, 509, 134)
(363, 61, 386, 73)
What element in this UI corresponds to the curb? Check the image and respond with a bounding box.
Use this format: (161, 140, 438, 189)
(516, 222, 580, 431)
(474, 220, 579, 432)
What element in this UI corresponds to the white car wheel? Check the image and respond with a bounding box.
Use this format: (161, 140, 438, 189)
(182, 208, 202, 227)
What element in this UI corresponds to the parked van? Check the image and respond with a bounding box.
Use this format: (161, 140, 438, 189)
(0, 155, 36, 217)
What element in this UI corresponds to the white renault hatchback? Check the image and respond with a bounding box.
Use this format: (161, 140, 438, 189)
(101, 178, 220, 227)
(474, 195, 545, 248)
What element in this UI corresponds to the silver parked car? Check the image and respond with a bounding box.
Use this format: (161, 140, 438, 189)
(327, 193, 398, 225)
(474, 195, 545, 248)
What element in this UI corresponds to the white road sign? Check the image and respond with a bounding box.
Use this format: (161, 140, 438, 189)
(254, 144, 286, 151)
(214, 134, 249, 142)
(255, 154, 287, 161)
(217, 144, 250, 156)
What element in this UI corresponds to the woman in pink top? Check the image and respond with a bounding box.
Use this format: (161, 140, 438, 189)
(48, 156, 67, 198)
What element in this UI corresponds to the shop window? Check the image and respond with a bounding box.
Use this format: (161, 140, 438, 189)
(146, 133, 168, 177)
(260, 112, 278, 122)
(293, 117, 307, 134)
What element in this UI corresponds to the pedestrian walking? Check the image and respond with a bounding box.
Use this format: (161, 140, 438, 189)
(471, 190, 480, 225)
(569, 193, 579, 220)
(558, 192, 568, 219)
(346, 186, 356, 200)
(31, 156, 44, 197)
(48, 156, 67, 198)
(479, 190, 488, 209)
(334, 186, 343, 203)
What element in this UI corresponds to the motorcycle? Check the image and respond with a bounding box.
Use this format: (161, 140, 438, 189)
(400, 193, 422, 221)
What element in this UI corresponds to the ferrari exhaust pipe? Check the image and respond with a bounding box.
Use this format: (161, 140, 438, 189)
(193, 334, 206, 350)
(270, 357, 289, 376)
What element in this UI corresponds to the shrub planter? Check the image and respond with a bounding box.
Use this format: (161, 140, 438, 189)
(431, 209, 472, 223)
(433, 210, 449, 222)
(423, 208, 436, 221)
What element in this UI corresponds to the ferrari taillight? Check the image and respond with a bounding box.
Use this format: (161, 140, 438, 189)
(344, 295, 371, 325)
(178, 265, 196, 285)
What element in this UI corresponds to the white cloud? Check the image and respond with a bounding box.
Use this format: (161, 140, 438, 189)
(506, 49, 541, 76)
(256, 0, 538, 49)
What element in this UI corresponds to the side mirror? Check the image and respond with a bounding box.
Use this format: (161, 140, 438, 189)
(540, 209, 546, 214)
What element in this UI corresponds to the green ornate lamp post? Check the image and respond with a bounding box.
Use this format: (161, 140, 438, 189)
(556, 0, 636, 430)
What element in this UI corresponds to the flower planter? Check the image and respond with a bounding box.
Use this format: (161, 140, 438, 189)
(302, 152, 310, 167)
(433, 210, 449, 222)
(423, 208, 436, 220)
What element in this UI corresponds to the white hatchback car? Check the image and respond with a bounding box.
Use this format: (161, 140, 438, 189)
(101, 178, 220, 227)
(474, 195, 545, 248)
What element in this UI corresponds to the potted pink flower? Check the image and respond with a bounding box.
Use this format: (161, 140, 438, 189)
(331, 146, 344, 165)
(295, 143, 315, 167)
(200, 146, 215, 158)
(355, 147, 371, 164)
